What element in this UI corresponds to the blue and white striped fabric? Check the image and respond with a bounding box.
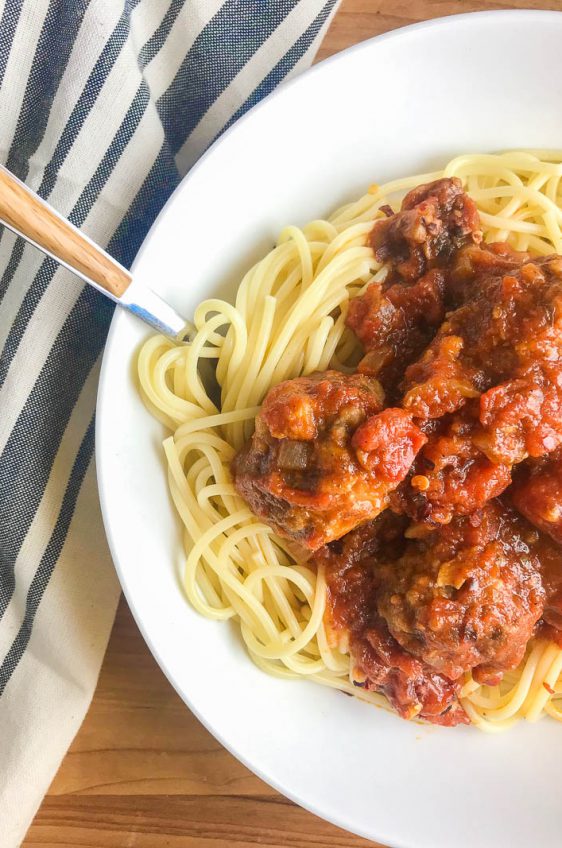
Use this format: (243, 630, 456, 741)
(0, 1, 339, 843)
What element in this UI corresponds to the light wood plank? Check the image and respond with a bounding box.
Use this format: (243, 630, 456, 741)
(25, 796, 375, 847)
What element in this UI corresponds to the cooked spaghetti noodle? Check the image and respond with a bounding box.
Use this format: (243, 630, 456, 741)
(138, 151, 562, 731)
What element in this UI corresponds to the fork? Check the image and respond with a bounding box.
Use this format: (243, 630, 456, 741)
(0, 164, 196, 342)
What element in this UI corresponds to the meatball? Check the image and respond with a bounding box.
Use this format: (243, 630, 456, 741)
(317, 515, 468, 725)
(370, 176, 482, 283)
(393, 409, 512, 524)
(403, 249, 562, 465)
(346, 177, 481, 396)
(232, 371, 426, 550)
(352, 620, 469, 726)
(374, 501, 545, 684)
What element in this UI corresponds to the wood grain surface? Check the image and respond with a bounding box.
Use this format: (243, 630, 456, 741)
(23, 1, 562, 846)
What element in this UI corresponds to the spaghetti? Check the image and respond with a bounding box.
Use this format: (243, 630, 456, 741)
(138, 151, 562, 731)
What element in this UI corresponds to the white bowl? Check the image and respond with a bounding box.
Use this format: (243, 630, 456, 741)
(96, 12, 562, 848)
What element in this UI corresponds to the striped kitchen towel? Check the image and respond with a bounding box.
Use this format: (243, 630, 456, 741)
(0, 1, 339, 844)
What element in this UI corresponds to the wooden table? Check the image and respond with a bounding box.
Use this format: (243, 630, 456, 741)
(24, 1, 562, 845)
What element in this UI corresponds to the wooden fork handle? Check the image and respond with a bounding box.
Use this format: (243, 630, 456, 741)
(0, 165, 131, 298)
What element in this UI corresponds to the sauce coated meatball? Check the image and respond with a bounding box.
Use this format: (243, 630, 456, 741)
(370, 176, 482, 283)
(352, 620, 469, 725)
(403, 247, 562, 466)
(232, 371, 426, 550)
(393, 409, 512, 524)
(318, 513, 468, 725)
(375, 501, 545, 684)
(346, 177, 482, 395)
